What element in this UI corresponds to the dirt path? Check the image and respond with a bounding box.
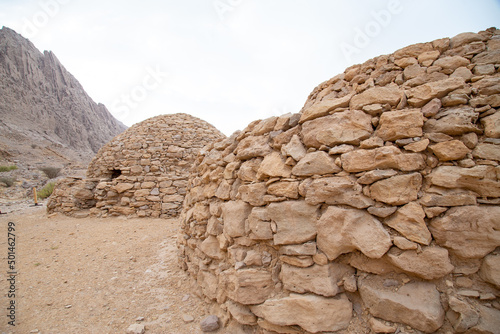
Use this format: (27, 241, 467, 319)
(0, 206, 211, 334)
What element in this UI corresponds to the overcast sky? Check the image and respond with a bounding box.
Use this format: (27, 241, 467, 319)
(1, 0, 499, 136)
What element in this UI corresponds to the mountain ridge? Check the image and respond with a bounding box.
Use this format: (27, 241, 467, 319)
(0, 26, 127, 165)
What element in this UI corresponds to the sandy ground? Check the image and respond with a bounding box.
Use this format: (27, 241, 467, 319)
(0, 204, 212, 334)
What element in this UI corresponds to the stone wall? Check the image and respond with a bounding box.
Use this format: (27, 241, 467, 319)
(178, 29, 500, 333)
(47, 113, 225, 218)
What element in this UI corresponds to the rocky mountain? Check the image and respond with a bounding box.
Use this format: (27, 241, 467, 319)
(0, 26, 127, 165)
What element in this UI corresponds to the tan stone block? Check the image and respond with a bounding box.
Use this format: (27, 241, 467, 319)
(250, 294, 352, 333)
(385, 202, 431, 245)
(430, 140, 471, 161)
(317, 206, 392, 260)
(370, 173, 422, 206)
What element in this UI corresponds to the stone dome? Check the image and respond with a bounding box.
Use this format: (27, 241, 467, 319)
(87, 113, 225, 179)
(48, 113, 225, 218)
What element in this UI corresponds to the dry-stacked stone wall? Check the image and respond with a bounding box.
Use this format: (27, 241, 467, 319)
(48, 113, 225, 218)
(178, 29, 500, 333)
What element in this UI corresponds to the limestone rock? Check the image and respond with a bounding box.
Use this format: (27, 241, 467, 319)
(200, 315, 220, 332)
(404, 138, 429, 152)
(280, 255, 314, 268)
(387, 246, 454, 279)
(267, 181, 299, 199)
(300, 176, 374, 209)
(226, 300, 257, 325)
(407, 77, 465, 107)
(292, 151, 341, 176)
(450, 32, 484, 48)
(393, 236, 418, 250)
(281, 134, 306, 161)
(421, 98, 442, 117)
(446, 296, 479, 332)
(419, 188, 477, 207)
(246, 207, 273, 240)
(257, 319, 302, 334)
(472, 304, 500, 334)
(433, 56, 470, 72)
(349, 252, 400, 275)
(479, 254, 500, 288)
(424, 106, 481, 136)
(376, 109, 424, 141)
(252, 116, 278, 136)
(357, 169, 398, 185)
(279, 242, 317, 256)
(225, 269, 274, 305)
(250, 294, 352, 333)
(359, 276, 445, 333)
(430, 140, 471, 161)
(238, 158, 261, 182)
(115, 183, 134, 194)
(300, 93, 353, 123)
(370, 173, 422, 206)
(238, 183, 267, 206)
(302, 110, 373, 147)
(369, 318, 397, 333)
(426, 165, 500, 197)
(257, 152, 292, 179)
(367, 206, 398, 218)
(341, 146, 425, 173)
(350, 86, 402, 110)
(200, 235, 225, 260)
(222, 201, 252, 238)
(429, 206, 500, 258)
(481, 111, 500, 138)
(281, 263, 353, 297)
(473, 143, 500, 161)
(384, 201, 431, 244)
(126, 324, 145, 334)
(236, 136, 272, 160)
(268, 201, 319, 245)
(317, 206, 392, 260)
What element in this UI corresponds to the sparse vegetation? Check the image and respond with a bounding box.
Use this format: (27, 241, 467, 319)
(0, 176, 16, 187)
(37, 182, 55, 199)
(39, 167, 61, 179)
(0, 165, 18, 172)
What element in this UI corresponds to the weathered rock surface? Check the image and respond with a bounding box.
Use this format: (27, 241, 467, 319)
(300, 176, 374, 208)
(302, 110, 373, 147)
(317, 206, 392, 260)
(341, 146, 425, 173)
(384, 202, 431, 245)
(376, 109, 424, 141)
(250, 294, 352, 333)
(479, 253, 500, 288)
(224, 269, 274, 305)
(268, 201, 319, 245)
(359, 276, 445, 333)
(429, 206, 500, 258)
(386, 246, 454, 279)
(370, 173, 422, 206)
(0, 27, 127, 164)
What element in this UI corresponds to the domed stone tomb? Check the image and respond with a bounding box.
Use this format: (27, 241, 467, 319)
(48, 113, 225, 218)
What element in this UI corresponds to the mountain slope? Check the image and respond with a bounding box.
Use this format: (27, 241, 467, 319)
(0, 26, 126, 164)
